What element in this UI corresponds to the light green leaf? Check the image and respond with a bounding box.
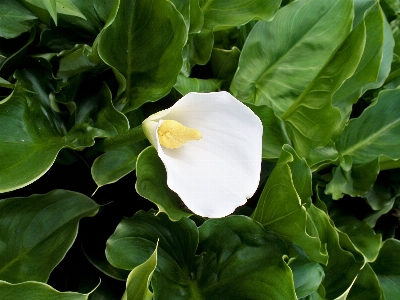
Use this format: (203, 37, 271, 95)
(280, 16, 365, 157)
(231, 0, 353, 114)
(0, 190, 99, 283)
(0, 0, 37, 39)
(333, 1, 394, 129)
(92, 141, 148, 189)
(247, 104, 292, 160)
(98, 0, 187, 112)
(174, 73, 221, 95)
(199, 0, 280, 31)
(306, 140, 339, 172)
(370, 239, 400, 300)
(252, 145, 328, 264)
(107, 211, 297, 299)
(123, 243, 158, 300)
(0, 77, 14, 88)
(135, 147, 192, 221)
(0, 281, 90, 300)
(337, 89, 400, 164)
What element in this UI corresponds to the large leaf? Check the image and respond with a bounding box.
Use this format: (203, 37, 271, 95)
(230, 0, 353, 114)
(370, 239, 400, 300)
(252, 145, 328, 264)
(0, 281, 90, 300)
(0, 0, 37, 39)
(280, 18, 366, 157)
(174, 73, 221, 95)
(336, 88, 400, 164)
(0, 190, 99, 283)
(98, 0, 187, 112)
(135, 147, 192, 221)
(333, 2, 394, 128)
(106, 211, 297, 300)
(346, 264, 383, 300)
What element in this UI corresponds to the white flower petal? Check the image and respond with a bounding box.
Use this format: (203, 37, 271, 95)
(152, 91, 262, 218)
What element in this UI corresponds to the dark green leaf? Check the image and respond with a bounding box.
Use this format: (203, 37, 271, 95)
(0, 281, 90, 299)
(135, 147, 192, 221)
(98, 0, 187, 112)
(0, 190, 99, 283)
(370, 239, 400, 300)
(0, 0, 37, 39)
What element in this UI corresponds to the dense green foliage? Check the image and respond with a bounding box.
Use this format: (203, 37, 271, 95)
(1, 0, 400, 299)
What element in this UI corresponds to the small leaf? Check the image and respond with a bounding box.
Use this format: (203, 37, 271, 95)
(0, 190, 99, 283)
(92, 141, 148, 189)
(135, 147, 192, 221)
(0, 281, 90, 300)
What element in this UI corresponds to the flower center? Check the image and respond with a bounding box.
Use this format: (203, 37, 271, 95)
(157, 120, 202, 149)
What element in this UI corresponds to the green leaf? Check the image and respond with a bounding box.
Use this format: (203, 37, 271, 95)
(135, 147, 192, 221)
(0, 190, 99, 283)
(56, 44, 106, 81)
(337, 88, 400, 164)
(0, 281, 90, 300)
(0, 0, 37, 39)
(174, 73, 221, 95)
(252, 145, 328, 264)
(333, 1, 394, 129)
(209, 47, 240, 82)
(247, 104, 292, 160)
(98, 0, 187, 112)
(325, 159, 380, 200)
(24, 0, 86, 25)
(0, 74, 112, 192)
(107, 211, 297, 299)
(280, 17, 365, 157)
(290, 250, 325, 298)
(123, 243, 158, 300)
(309, 200, 364, 299)
(306, 140, 339, 172)
(334, 216, 382, 262)
(199, 0, 280, 31)
(370, 239, 400, 300)
(347, 264, 384, 300)
(231, 0, 353, 114)
(92, 141, 148, 189)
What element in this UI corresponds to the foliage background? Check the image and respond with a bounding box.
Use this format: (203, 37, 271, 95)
(1, 0, 400, 299)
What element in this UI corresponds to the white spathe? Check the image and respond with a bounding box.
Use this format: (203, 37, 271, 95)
(142, 91, 262, 218)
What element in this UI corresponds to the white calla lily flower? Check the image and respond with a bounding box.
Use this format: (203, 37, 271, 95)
(142, 91, 262, 218)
